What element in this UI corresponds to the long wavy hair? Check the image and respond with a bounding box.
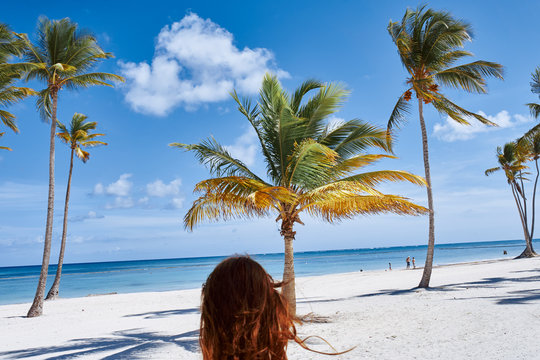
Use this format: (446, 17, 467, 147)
(200, 256, 296, 360)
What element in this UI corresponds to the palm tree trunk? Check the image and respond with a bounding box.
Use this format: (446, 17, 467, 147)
(27, 91, 58, 317)
(417, 100, 435, 288)
(281, 217, 296, 317)
(46, 148, 74, 300)
(511, 182, 535, 258)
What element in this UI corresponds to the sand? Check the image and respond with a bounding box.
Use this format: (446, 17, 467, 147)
(1, 257, 540, 359)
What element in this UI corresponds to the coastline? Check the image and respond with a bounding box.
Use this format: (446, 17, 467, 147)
(1, 256, 539, 359)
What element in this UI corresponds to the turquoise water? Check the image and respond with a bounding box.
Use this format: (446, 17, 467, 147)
(0, 239, 537, 305)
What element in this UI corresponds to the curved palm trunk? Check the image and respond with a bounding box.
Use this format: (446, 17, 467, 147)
(417, 100, 436, 288)
(511, 182, 536, 258)
(280, 216, 296, 317)
(28, 91, 58, 317)
(46, 148, 74, 300)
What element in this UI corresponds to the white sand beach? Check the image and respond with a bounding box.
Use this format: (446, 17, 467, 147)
(1, 257, 540, 359)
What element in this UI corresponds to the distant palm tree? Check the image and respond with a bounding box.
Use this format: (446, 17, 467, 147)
(387, 6, 503, 287)
(527, 67, 540, 119)
(172, 74, 428, 316)
(20, 17, 123, 317)
(0, 23, 36, 136)
(46, 113, 107, 300)
(486, 141, 537, 257)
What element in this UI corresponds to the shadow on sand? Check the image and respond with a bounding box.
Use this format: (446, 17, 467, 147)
(297, 272, 540, 306)
(0, 329, 200, 359)
(123, 307, 200, 319)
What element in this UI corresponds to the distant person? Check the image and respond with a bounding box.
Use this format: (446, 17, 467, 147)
(200, 256, 350, 359)
(406, 256, 411, 269)
(503, 250, 508, 255)
(412, 257, 416, 269)
(389, 262, 392, 271)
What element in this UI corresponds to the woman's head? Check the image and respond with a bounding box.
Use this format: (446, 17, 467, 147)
(200, 256, 295, 360)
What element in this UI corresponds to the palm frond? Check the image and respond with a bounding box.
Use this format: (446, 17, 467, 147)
(387, 90, 412, 132)
(171, 138, 265, 182)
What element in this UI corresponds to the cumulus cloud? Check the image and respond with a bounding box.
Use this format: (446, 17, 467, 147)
(165, 197, 185, 210)
(225, 127, 258, 166)
(94, 174, 133, 197)
(147, 178, 182, 197)
(433, 110, 531, 142)
(106, 197, 135, 209)
(119, 13, 289, 115)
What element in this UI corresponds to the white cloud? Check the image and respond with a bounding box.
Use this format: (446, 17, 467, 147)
(94, 174, 133, 197)
(106, 197, 135, 209)
(147, 178, 182, 197)
(433, 110, 531, 142)
(169, 197, 185, 209)
(225, 127, 258, 166)
(70, 210, 105, 223)
(119, 13, 289, 116)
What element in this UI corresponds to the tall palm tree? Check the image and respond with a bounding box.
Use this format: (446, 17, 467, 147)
(172, 74, 428, 316)
(485, 141, 537, 257)
(46, 113, 107, 300)
(0, 23, 36, 136)
(387, 6, 503, 287)
(20, 17, 123, 317)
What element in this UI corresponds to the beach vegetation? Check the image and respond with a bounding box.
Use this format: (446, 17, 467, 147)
(526, 66, 540, 119)
(485, 140, 538, 257)
(45, 113, 107, 300)
(20, 17, 123, 317)
(172, 74, 428, 316)
(0, 23, 36, 144)
(387, 6, 503, 287)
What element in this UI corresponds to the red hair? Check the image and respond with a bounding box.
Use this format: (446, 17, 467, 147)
(200, 256, 295, 360)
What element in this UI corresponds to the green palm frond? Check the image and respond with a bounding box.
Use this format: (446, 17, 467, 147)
(285, 139, 337, 189)
(171, 138, 265, 182)
(387, 90, 412, 135)
(56, 112, 106, 162)
(484, 167, 501, 176)
(332, 119, 391, 158)
(431, 94, 497, 126)
(434, 61, 503, 93)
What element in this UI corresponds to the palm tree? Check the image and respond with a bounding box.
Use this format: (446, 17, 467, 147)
(46, 113, 107, 300)
(485, 141, 537, 257)
(0, 23, 36, 136)
(172, 74, 428, 316)
(387, 6, 503, 287)
(527, 66, 540, 119)
(20, 17, 123, 317)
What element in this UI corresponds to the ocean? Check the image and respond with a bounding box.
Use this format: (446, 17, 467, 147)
(0, 239, 537, 305)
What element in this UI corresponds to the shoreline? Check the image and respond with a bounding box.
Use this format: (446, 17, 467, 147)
(0, 255, 520, 307)
(1, 256, 539, 359)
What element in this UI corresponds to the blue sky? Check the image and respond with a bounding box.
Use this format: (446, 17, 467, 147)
(1, 1, 540, 266)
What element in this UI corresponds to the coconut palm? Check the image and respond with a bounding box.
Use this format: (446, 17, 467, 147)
(172, 74, 428, 316)
(486, 141, 537, 257)
(387, 6, 503, 287)
(46, 113, 107, 300)
(21, 17, 123, 317)
(0, 23, 36, 135)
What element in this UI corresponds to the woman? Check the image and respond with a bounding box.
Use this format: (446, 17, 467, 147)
(200, 256, 350, 359)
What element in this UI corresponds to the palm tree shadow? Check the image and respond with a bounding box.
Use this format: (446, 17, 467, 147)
(123, 307, 200, 319)
(297, 273, 540, 305)
(0, 329, 200, 359)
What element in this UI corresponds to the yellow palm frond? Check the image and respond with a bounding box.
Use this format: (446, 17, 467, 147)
(185, 192, 269, 231)
(339, 170, 426, 187)
(304, 194, 428, 222)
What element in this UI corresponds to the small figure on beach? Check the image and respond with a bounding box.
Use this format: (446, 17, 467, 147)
(406, 256, 411, 269)
(412, 257, 416, 269)
(389, 262, 392, 271)
(503, 250, 508, 255)
(200, 256, 350, 359)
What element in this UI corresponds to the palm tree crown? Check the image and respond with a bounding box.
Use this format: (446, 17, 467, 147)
(387, 6, 504, 129)
(19, 17, 123, 118)
(527, 67, 540, 119)
(57, 113, 107, 161)
(0, 23, 36, 133)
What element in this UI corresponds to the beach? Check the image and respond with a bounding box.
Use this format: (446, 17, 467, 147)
(1, 256, 539, 359)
